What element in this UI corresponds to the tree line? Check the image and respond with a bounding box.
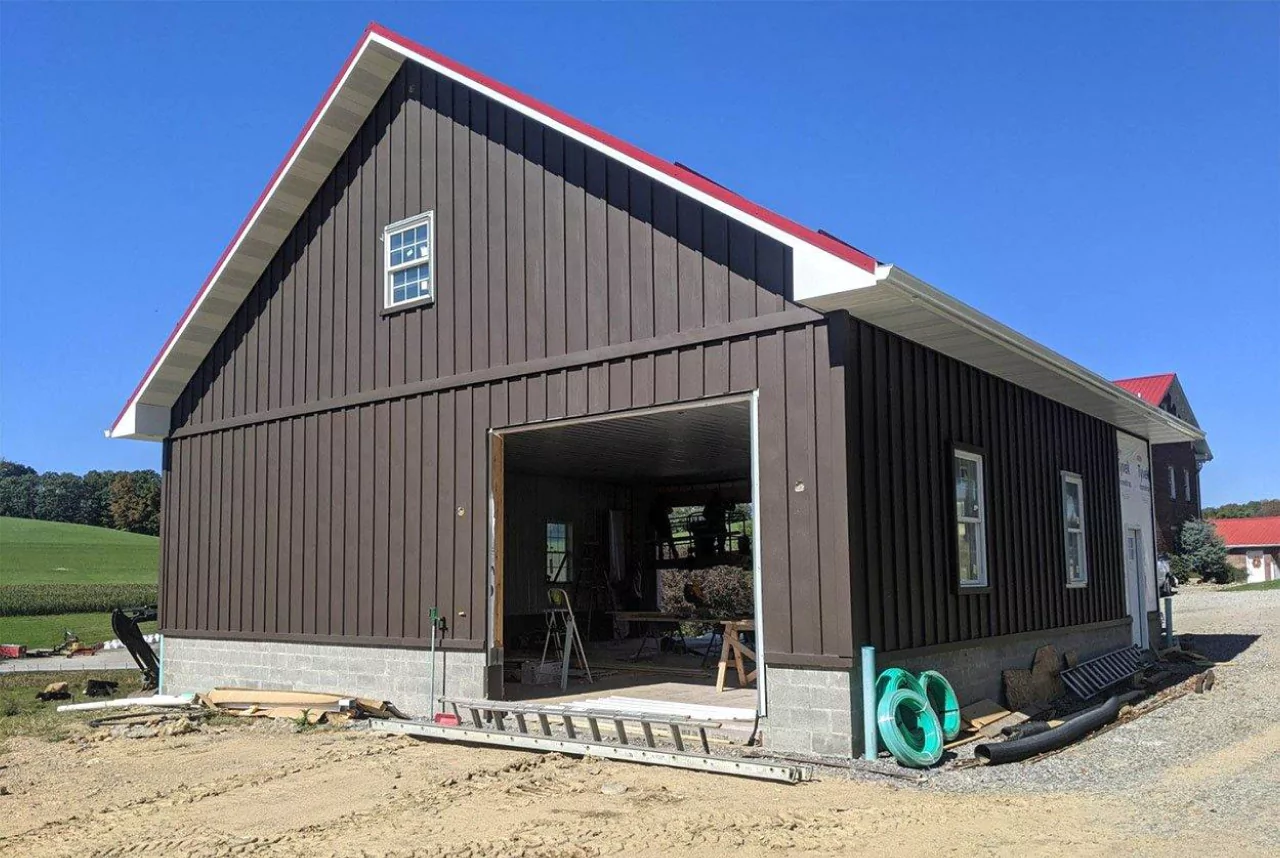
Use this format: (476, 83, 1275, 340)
(1202, 498, 1280, 519)
(0, 460, 161, 536)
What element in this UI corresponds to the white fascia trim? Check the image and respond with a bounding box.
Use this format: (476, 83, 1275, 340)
(877, 265, 1205, 444)
(109, 38, 401, 441)
(107, 403, 170, 441)
(365, 32, 879, 299)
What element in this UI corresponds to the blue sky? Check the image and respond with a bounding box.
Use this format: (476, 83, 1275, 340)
(1, 3, 1276, 505)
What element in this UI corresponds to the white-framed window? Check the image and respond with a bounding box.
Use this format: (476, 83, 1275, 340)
(1183, 468, 1191, 502)
(546, 522, 572, 583)
(1062, 471, 1088, 587)
(383, 211, 434, 310)
(1167, 464, 1176, 500)
(953, 448, 988, 589)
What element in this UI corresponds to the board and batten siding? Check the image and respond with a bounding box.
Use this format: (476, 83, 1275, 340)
(162, 318, 857, 661)
(844, 316, 1127, 655)
(171, 60, 794, 434)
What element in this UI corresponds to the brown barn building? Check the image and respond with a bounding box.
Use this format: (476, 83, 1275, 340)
(110, 24, 1204, 757)
(1112, 373, 1212, 554)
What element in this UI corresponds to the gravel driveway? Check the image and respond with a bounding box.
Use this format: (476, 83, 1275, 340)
(925, 587, 1280, 850)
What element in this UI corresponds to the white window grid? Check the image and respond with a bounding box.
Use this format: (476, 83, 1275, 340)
(383, 211, 435, 310)
(1062, 471, 1088, 587)
(954, 449, 988, 588)
(546, 522, 572, 583)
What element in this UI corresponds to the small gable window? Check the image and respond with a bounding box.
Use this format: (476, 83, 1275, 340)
(383, 211, 434, 311)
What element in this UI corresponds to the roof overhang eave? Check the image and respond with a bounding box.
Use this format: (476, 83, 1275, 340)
(799, 264, 1206, 446)
(108, 23, 882, 443)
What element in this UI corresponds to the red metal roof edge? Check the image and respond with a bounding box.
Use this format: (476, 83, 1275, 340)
(1112, 373, 1177, 406)
(1208, 516, 1280, 547)
(368, 23, 877, 274)
(113, 22, 878, 433)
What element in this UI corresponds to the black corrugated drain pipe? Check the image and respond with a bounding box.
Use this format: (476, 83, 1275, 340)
(974, 691, 1143, 765)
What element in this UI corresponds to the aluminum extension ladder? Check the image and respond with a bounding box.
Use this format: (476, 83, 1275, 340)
(370, 696, 804, 783)
(439, 696, 714, 753)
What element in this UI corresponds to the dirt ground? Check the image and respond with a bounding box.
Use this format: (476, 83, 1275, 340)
(0, 723, 1192, 858)
(2, 588, 1276, 857)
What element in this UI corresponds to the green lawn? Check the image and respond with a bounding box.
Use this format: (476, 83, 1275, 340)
(0, 612, 130, 649)
(0, 517, 159, 584)
(1224, 579, 1280, 592)
(0, 669, 146, 745)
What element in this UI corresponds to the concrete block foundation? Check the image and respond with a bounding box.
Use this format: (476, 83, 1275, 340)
(763, 619, 1134, 759)
(878, 619, 1134, 709)
(762, 665, 861, 759)
(161, 636, 485, 715)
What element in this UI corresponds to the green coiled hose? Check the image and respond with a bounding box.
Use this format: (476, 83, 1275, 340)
(918, 670, 961, 741)
(876, 687, 944, 768)
(875, 667, 926, 701)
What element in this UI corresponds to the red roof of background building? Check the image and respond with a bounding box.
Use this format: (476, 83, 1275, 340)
(1208, 517, 1280, 548)
(1113, 373, 1177, 406)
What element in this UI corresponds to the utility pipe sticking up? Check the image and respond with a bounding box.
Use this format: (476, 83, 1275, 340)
(861, 646, 877, 761)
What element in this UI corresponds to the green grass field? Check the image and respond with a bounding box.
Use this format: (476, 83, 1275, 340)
(0, 669, 145, 744)
(0, 611, 124, 650)
(1224, 579, 1280, 592)
(0, 517, 159, 585)
(0, 518, 159, 647)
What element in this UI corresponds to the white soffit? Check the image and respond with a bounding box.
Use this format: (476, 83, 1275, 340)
(108, 37, 406, 440)
(801, 265, 1205, 446)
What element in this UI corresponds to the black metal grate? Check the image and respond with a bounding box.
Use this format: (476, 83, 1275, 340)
(1061, 645, 1152, 699)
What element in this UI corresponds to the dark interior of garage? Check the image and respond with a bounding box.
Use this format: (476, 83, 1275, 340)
(495, 399, 760, 713)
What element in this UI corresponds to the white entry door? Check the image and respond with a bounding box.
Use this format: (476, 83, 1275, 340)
(1124, 527, 1148, 648)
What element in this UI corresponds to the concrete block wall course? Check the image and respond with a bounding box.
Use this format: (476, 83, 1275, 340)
(162, 637, 485, 714)
(762, 665, 860, 759)
(878, 621, 1134, 709)
(763, 621, 1134, 759)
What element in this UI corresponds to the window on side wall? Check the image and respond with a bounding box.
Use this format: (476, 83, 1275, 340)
(383, 211, 434, 311)
(546, 522, 573, 583)
(1062, 471, 1088, 587)
(1183, 468, 1191, 502)
(953, 447, 988, 589)
(1168, 464, 1176, 500)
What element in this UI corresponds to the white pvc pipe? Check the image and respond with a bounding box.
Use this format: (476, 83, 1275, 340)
(57, 693, 196, 713)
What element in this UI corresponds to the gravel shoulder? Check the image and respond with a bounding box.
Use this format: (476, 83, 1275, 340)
(923, 588, 1280, 850)
(1, 588, 1275, 857)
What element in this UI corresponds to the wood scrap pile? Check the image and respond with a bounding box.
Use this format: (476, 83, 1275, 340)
(200, 688, 408, 725)
(943, 699, 1047, 751)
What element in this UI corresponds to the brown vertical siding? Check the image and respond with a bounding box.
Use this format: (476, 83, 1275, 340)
(844, 316, 1127, 653)
(159, 54, 1132, 668)
(161, 320, 853, 658)
(172, 62, 797, 433)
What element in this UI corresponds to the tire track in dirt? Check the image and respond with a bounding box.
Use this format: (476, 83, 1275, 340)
(2, 733, 412, 856)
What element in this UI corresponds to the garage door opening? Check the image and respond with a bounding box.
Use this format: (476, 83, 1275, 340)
(488, 395, 763, 726)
